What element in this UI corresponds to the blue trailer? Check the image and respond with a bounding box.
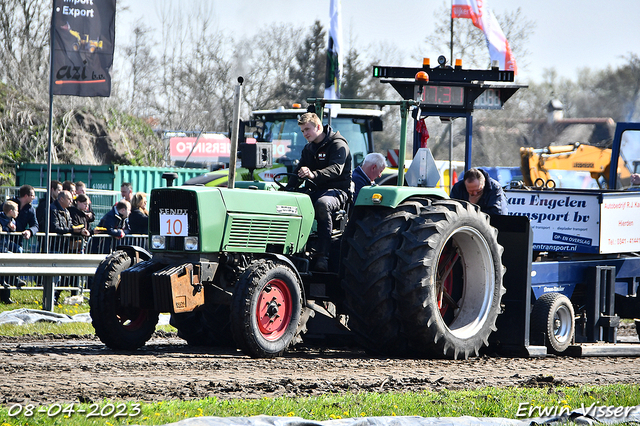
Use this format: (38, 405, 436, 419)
(498, 124, 640, 356)
(374, 60, 640, 357)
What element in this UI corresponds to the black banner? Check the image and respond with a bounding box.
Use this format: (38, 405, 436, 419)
(51, 0, 116, 97)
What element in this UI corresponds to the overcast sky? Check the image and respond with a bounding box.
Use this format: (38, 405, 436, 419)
(118, 0, 640, 84)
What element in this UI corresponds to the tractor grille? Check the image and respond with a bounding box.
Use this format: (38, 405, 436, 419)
(149, 189, 199, 251)
(227, 217, 289, 250)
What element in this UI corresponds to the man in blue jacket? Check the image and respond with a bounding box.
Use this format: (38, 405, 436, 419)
(450, 168, 508, 215)
(91, 200, 130, 254)
(352, 152, 386, 202)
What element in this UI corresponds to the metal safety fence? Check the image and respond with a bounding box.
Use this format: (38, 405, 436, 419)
(0, 232, 149, 309)
(1, 186, 121, 228)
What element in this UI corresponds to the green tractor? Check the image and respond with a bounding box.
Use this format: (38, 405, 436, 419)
(183, 105, 385, 187)
(90, 59, 521, 359)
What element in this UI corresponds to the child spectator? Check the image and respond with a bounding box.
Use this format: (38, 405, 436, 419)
(0, 201, 24, 304)
(75, 181, 95, 223)
(0, 201, 18, 234)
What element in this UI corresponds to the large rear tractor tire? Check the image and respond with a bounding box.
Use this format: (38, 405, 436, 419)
(340, 201, 423, 354)
(170, 289, 233, 347)
(531, 292, 575, 354)
(394, 200, 505, 359)
(230, 259, 304, 358)
(90, 251, 159, 350)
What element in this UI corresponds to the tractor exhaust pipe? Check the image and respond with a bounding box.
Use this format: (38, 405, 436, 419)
(228, 76, 244, 189)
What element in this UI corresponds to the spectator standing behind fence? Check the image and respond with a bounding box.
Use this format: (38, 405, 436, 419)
(97, 200, 131, 238)
(50, 191, 90, 240)
(0, 201, 25, 304)
(62, 181, 76, 198)
(92, 200, 131, 254)
(128, 192, 149, 234)
(10, 185, 40, 240)
(74, 181, 95, 223)
(36, 180, 62, 230)
(1, 185, 38, 303)
(0, 201, 18, 235)
(49, 191, 89, 303)
(120, 182, 133, 202)
(68, 194, 93, 253)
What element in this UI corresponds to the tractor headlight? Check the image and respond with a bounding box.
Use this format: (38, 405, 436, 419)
(184, 236, 199, 251)
(151, 235, 166, 250)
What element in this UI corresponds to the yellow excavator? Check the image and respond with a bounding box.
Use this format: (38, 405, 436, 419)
(62, 23, 103, 53)
(520, 142, 632, 189)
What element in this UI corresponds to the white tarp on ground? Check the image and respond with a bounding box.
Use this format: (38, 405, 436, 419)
(0, 308, 171, 326)
(149, 410, 640, 426)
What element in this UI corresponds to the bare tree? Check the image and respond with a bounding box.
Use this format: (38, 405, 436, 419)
(0, 0, 50, 101)
(122, 21, 159, 118)
(239, 23, 306, 111)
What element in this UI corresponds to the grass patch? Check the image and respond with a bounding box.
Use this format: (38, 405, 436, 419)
(0, 289, 176, 336)
(0, 289, 90, 315)
(0, 384, 638, 425)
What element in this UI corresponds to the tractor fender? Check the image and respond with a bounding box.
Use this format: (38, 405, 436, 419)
(258, 253, 306, 302)
(113, 245, 152, 264)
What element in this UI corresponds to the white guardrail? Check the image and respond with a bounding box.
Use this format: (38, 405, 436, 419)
(0, 253, 106, 311)
(0, 233, 149, 311)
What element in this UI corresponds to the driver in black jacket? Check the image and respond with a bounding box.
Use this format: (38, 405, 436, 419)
(287, 112, 351, 271)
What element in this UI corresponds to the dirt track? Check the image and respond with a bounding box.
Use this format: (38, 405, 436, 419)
(1, 324, 639, 406)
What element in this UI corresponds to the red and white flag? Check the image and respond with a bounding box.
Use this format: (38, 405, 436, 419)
(451, 0, 516, 73)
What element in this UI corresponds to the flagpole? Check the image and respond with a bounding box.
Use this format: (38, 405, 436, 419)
(46, 0, 56, 254)
(449, 2, 454, 189)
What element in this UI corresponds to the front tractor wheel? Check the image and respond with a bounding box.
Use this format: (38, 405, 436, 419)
(230, 260, 304, 358)
(90, 251, 159, 350)
(531, 292, 575, 354)
(395, 200, 506, 359)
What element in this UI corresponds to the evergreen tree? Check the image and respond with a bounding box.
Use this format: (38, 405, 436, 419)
(286, 21, 327, 105)
(341, 48, 367, 100)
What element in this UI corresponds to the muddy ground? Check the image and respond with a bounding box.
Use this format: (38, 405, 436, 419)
(1, 324, 639, 406)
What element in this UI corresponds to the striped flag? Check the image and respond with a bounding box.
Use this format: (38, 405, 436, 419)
(324, 0, 343, 104)
(451, 0, 516, 73)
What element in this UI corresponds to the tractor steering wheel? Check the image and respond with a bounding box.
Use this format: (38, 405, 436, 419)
(273, 173, 316, 192)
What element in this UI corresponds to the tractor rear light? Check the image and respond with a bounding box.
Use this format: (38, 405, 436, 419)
(151, 235, 166, 250)
(455, 59, 462, 68)
(292, 103, 302, 108)
(423, 57, 430, 68)
(371, 193, 383, 204)
(184, 236, 199, 251)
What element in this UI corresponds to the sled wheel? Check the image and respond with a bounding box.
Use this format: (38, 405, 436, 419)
(531, 292, 575, 354)
(230, 259, 303, 357)
(90, 251, 158, 350)
(395, 199, 505, 359)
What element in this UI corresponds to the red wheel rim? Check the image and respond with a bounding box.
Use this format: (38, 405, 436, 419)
(116, 308, 149, 330)
(256, 278, 292, 341)
(437, 243, 458, 317)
